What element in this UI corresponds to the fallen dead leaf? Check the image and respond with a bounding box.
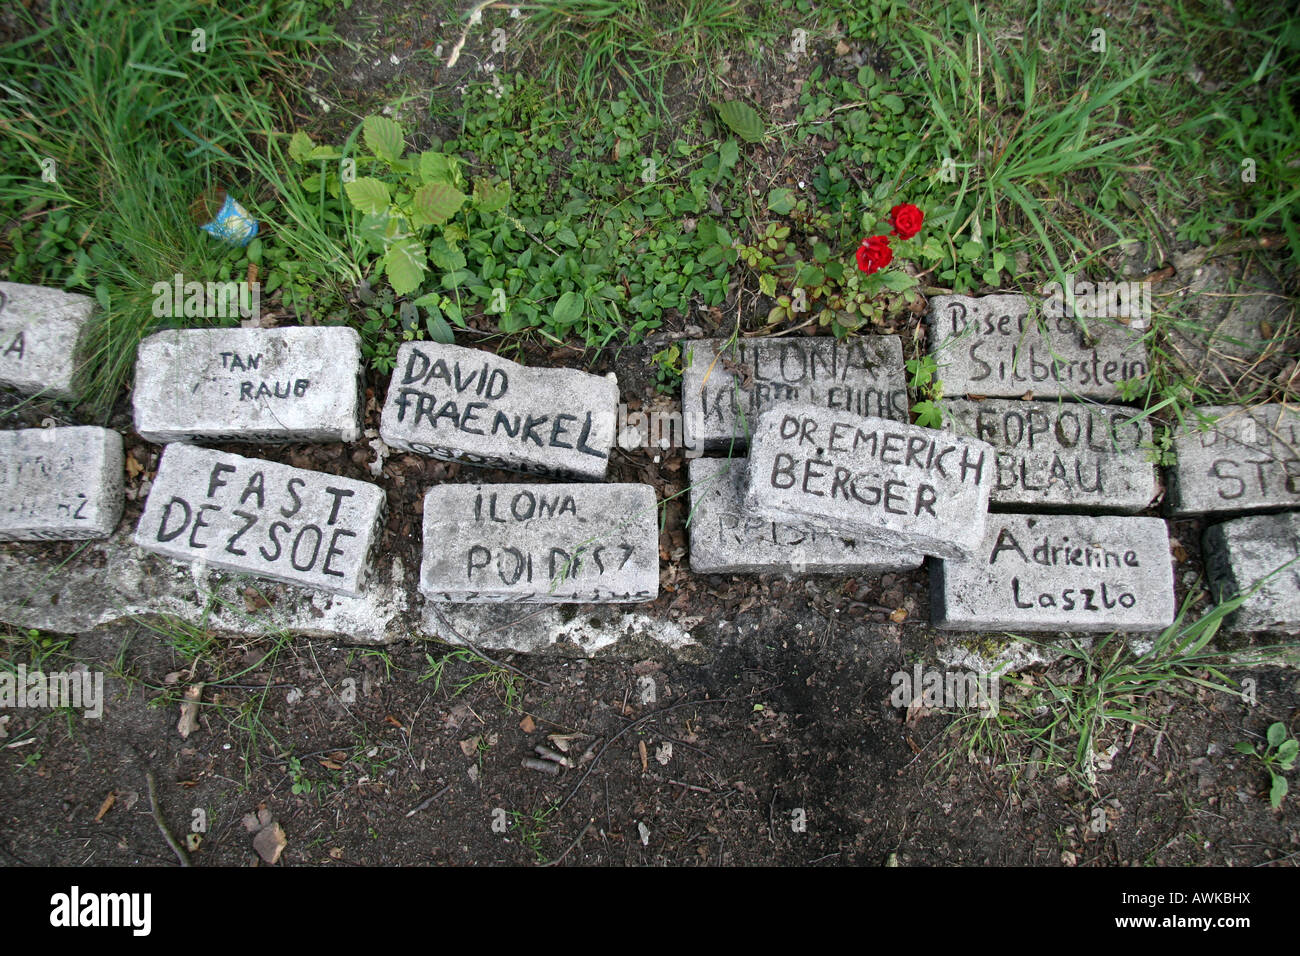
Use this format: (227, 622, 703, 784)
(459, 736, 481, 758)
(905, 695, 931, 727)
(519, 714, 536, 734)
(177, 684, 203, 739)
(638, 739, 648, 772)
(329, 847, 344, 860)
(94, 791, 116, 822)
(889, 607, 908, 623)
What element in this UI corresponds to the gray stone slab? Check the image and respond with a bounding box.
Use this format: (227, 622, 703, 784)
(0, 282, 96, 402)
(134, 443, 384, 597)
(743, 403, 995, 561)
(682, 336, 908, 451)
(1166, 404, 1300, 516)
(133, 326, 363, 444)
(687, 457, 923, 573)
(0, 427, 123, 541)
(943, 399, 1156, 512)
(927, 293, 1149, 400)
(1204, 512, 1300, 633)
(931, 513, 1175, 632)
(380, 342, 618, 479)
(419, 483, 658, 602)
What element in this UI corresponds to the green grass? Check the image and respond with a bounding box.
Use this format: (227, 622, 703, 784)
(937, 582, 1290, 793)
(0, 0, 329, 415)
(508, 0, 792, 114)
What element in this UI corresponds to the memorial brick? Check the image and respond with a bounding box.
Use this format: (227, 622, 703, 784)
(927, 293, 1148, 400)
(943, 399, 1156, 512)
(419, 483, 658, 602)
(744, 403, 995, 561)
(682, 336, 908, 451)
(1203, 512, 1300, 633)
(0, 427, 123, 541)
(0, 281, 96, 402)
(931, 513, 1175, 632)
(687, 457, 923, 573)
(1166, 404, 1300, 516)
(134, 443, 384, 597)
(380, 342, 618, 480)
(133, 327, 363, 444)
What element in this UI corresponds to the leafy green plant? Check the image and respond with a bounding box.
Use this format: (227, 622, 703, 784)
(905, 354, 944, 428)
(419, 647, 521, 709)
(288, 755, 315, 796)
(509, 804, 557, 863)
(1235, 722, 1298, 809)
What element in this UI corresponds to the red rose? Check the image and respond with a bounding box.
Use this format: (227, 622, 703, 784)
(856, 235, 893, 274)
(889, 203, 924, 240)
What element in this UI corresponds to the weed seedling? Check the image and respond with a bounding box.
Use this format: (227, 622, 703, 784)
(1234, 722, 1298, 809)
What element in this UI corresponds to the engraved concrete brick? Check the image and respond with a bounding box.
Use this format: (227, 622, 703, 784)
(134, 444, 384, 597)
(943, 399, 1156, 512)
(1166, 404, 1300, 516)
(1204, 512, 1300, 633)
(931, 513, 1175, 632)
(682, 336, 908, 451)
(744, 403, 995, 561)
(0, 282, 96, 402)
(927, 294, 1149, 400)
(687, 457, 923, 573)
(419, 483, 658, 603)
(0, 427, 123, 541)
(381, 342, 617, 479)
(133, 327, 362, 444)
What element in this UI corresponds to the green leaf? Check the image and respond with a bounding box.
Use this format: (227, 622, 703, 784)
(412, 183, 466, 226)
(1270, 772, 1288, 809)
(428, 236, 466, 272)
(713, 100, 765, 143)
(555, 226, 580, 248)
(1268, 722, 1287, 748)
(384, 239, 426, 296)
(879, 93, 905, 114)
(881, 271, 918, 292)
(308, 145, 342, 161)
(426, 310, 455, 344)
(1233, 741, 1257, 756)
(363, 115, 405, 164)
(420, 151, 458, 184)
(345, 177, 391, 216)
(767, 188, 796, 215)
(758, 274, 777, 297)
(912, 400, 944, 428)
(551, 290, 584, 326)
(288, 131, 315, 163)
(1276, 738, 1298, 769)
(473, 177, 511, 213)
(959, 240, 984, 262)
(718, 138, 739, 172)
